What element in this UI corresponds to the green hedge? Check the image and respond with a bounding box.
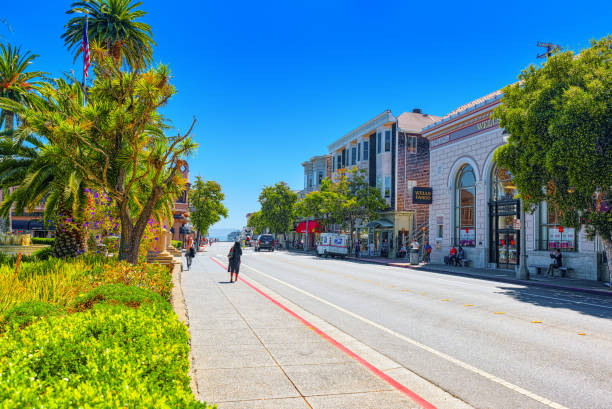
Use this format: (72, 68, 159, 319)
(1, 301, 64, 331)
(0, 303, 211, 408)
(31, 237, 55, 245)
(172, 240, 183, 249)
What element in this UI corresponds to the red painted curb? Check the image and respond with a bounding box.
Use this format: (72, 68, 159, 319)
(210, 256, 437, 409)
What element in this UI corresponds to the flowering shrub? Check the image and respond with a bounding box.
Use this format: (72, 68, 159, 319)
(92, 261, 173, 300)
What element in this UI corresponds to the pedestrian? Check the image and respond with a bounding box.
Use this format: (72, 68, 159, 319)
(547, 248, 562, 277)
(228, 240, 243, 283)
(423, 240, 432, 263)
(447, 245, 457, 265)
(399, 243, 407, 258)
(185, 236, 195, 270)
(411, 239, 420, 250)
(456, 245, 465, 266)
(368, 241, 374, 257)
(355, 240, 360, 258)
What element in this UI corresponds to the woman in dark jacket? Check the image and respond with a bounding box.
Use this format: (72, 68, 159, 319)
(228, 241, 242, 282)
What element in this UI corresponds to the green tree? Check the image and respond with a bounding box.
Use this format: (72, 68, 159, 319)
(190, 177, 228, 240)
(259, 182, 298, 236)
(246, 210, 265, 234)
(62, 0, 155, 68)
(493, 35, 612, 281)
(0, 44, 46, 130)
(1, 55, 197, 264)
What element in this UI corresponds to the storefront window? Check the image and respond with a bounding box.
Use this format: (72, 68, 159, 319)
(539, 203, 576, 251)
(455, 165, 475, 247)
(491, 167, 516, 201)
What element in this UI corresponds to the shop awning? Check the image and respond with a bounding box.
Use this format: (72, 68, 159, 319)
(296, 221, 322, 233)
(366, 219, 394, 229)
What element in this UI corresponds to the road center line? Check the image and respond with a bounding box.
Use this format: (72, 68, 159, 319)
(240, 261, 569, 409)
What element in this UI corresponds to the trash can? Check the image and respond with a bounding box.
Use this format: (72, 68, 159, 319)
(410, 249, 419, 265)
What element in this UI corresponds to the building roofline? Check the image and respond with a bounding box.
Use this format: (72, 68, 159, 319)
(327, 110, 395, 152)
(423, 92, 504, 133)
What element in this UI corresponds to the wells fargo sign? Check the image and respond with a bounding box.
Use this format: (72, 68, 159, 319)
(413, 187, 433, 204)
(430, 114, 500, 149)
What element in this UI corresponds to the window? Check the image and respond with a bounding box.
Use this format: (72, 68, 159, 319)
(437, 224, 443, 239)
(351, 147, 357, 165)
(455, 165, 476, 247)
(384, 130, 391, 152)
(357, 143, 361, 161)
(317, 170, 323, 185)
(384, 176, 391, 198)
(336, 155, 341, 170)
(376, 176, 382, 190)
(363, 141, 369, 159)
(332, 156, 335, 171)
(377, 132, 381, 153)
(539, 203, 576, 251)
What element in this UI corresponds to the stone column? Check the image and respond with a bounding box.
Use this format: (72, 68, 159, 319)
(147, 220, 175, 265)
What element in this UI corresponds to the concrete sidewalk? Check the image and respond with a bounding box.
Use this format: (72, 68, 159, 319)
(181, 255, 470, 409)
(346, 255, 611, 296)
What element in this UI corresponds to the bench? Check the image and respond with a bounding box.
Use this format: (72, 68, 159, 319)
(529, 264, 572, 277)
(457, 259, 472, 267)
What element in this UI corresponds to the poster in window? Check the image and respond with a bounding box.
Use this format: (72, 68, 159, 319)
(459, 229, 475, 246)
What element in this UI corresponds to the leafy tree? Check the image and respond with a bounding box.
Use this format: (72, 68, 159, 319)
(62, 0, 155, 68)
(0, 131, 89, 256)
(493, 35, 612, 280)
(189, 177, 228, 240)
(296, 170, 386, 253)
(0, 44, 46, 130)
(246, 210, 265, 234)
(1, 55, 196, 264)
(258, 182, 298, 236)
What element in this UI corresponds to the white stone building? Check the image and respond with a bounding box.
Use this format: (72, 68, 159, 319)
(424, 90, 608, 280)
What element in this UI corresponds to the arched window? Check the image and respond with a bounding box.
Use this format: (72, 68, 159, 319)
(455, 165, 476, 247)
(490, 166, 516, 201)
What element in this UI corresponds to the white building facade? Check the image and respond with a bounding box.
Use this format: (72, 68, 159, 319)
(424, 91, 607, 280)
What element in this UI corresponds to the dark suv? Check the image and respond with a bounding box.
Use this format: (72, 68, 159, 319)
(255, 234, 275, 252)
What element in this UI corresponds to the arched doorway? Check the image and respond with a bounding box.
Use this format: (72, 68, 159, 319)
(489, 166, 520, 269)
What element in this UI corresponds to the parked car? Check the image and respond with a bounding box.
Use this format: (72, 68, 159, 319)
(255, 234, 275, 252)
(316, 233, 348, 258)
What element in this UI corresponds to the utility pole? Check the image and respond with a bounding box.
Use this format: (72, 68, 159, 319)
(536, 41, 561, 60)
(517, 202, 529, 280)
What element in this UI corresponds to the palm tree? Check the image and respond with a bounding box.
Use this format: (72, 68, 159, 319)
(0, 130, 88, 257)
(61, 0, 155, 68)
(0, 44, 46, 130)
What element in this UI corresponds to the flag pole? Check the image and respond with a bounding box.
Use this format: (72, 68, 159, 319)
(81, 12, 89, 104)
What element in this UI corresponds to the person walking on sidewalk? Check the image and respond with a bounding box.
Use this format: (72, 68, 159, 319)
(228, 240, 242, 283)
(355, 240, 361, 258)
(185, 236, 195, 270)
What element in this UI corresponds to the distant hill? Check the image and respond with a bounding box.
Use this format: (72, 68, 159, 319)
(208, 227, 240, 241)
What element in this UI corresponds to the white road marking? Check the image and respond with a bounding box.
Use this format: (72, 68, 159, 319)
(239, 260, 570, 409)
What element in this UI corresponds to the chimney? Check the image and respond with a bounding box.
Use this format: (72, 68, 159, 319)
(412, 108, 422, 114)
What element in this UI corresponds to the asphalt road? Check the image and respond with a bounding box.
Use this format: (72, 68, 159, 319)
(211, 243, 612, 409)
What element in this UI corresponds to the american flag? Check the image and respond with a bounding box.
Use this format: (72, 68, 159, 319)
(81, 17, 90, 79)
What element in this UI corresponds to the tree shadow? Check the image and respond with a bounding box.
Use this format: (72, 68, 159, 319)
(494, 285, 612, 319)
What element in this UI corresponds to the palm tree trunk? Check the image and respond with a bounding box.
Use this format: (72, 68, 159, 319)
(53, 199, 86, 258)
(3, 110, 14, 131)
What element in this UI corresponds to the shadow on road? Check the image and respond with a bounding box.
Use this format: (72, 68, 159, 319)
(494, 286, 612, 319)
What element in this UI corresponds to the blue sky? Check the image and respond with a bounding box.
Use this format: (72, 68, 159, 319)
(2, 1, 611, 230)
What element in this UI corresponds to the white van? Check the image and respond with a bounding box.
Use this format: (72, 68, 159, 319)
(317, 233, 348, 258)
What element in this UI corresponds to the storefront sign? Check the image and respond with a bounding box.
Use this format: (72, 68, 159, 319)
(548, 227, 575, 249)
(413, 187, 433, 204)
(459, 228, 475, 247)
(430, 116, 500, 149)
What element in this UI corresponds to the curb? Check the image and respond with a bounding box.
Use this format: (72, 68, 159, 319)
(347, 257, 612, 297)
